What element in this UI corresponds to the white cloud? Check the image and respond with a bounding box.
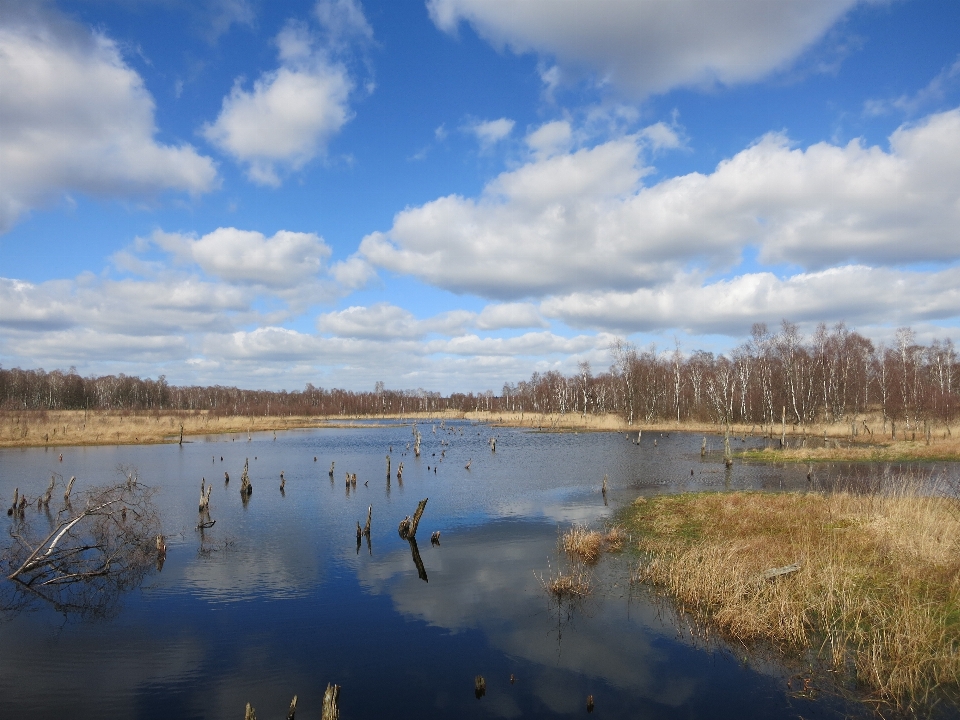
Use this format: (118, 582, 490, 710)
(465, 117, 515, 148)
(316, 301, 547, 340)
(362, 107, 960, 301)
(525, 120, 572, 159)
(427, 0, 863, 97)
(314, 0, 374, 47)
(152, 227, 332, 288)
(639, 121, 685, 151)
(0, 275, 248, 337)
(202, 21, 355, 185)
(0, 7, 218, 232)
(864, 56, 960, 117)
(542, 265, 960, 336)
(476, 302, 547, 330)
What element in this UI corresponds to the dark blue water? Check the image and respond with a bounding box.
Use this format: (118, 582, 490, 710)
(0, 423, 944, 719)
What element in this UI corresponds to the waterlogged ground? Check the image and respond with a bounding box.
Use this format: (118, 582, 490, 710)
(0, 423, 948, 719)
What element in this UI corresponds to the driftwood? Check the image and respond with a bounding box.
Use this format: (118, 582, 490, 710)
(398, 498, 428, 539)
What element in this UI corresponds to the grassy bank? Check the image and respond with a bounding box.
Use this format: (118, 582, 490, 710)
(622, 484, 960, 713)
(0, 409, 467, 448)
(3, 408, 958, 462)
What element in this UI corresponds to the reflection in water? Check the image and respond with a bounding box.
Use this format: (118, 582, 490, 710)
(407, 537, 427, 582)
(0, 424, 940, 718)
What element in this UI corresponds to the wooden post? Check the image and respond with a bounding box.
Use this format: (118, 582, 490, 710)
(286, 695, 297, 720)
(386, 455, 391, 478)
(363, 505, 372, 536)
(321, 683, 340, 720)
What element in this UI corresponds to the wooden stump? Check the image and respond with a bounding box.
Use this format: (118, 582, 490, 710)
(321, 683, 340, 720)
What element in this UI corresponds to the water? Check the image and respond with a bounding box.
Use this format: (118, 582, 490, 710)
(0, 423, 952, 719)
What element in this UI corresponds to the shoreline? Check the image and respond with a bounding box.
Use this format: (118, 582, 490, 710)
(2, 409, 958, 461)
(618, 487, 960, 714)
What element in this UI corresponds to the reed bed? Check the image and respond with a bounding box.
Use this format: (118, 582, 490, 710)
(625, 479, 960, 712)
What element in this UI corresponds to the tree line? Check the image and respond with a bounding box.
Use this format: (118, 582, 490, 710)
(502, 322, 957, 431)
(1, 321, 956, 430)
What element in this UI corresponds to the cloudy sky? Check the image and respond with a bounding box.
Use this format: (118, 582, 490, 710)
(2, 0, 959, 392)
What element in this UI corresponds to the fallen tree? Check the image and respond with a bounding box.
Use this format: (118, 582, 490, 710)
(3, 468, 162, 617)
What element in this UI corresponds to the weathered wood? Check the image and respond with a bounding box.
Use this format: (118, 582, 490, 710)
(386, 455, 391, 478)
(363, 505, 372, 536)
(321, 683, 340, 720)
(286, 695, 297, 720)
(243, 702, 256, 720)
(408, 498, 427, 538)
(762, 563, 801, 581)
(474, 675, 486, 699)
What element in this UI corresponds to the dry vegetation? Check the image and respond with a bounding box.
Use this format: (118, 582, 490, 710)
(540, 561, 593, 601)
(624, 481, 960, 713)
(4, 407, 959, 465)
(561, 524, 626, 564)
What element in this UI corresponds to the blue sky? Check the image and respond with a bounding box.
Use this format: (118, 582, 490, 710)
(2, 0, 960, 393)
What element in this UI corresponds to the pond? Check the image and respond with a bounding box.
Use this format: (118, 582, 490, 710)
(0, 423, 951, 719)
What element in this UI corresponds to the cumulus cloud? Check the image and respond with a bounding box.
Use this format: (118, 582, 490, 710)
(542, 265, 960, 336)
(152, 228, 332, 288)
(362, 107, 960, 300)
(427, 0, 862, 97)
(525, 120, 572, 158)
(0, 275, 248, 337)
(202, 21, 355, 185)
(465, 117, 515, 149)
(0, 6, 218, 232)
(316, 301, 545, 340)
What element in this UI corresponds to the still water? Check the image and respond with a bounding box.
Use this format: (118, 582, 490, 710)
(0, 423, 949, 719)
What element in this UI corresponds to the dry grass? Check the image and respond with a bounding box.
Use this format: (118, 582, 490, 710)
(539, 561, 593, 601)
(625, 481, 960, 712)
(561, 524, 626, 564)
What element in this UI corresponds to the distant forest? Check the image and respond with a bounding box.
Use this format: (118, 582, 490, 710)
(2, 322, 957, 428)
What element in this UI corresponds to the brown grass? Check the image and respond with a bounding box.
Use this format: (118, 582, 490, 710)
(540, 561, 593, 601)
(5, 409, 959, 462)
(561, 524, 626, 564)
(624, 482, 960, 712)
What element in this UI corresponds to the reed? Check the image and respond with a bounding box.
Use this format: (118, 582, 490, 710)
(561, 524, 626, 564)
(624, 479, 960, 711)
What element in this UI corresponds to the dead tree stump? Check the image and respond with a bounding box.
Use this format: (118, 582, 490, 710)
(398, 498, 428, 539)
(321, 683, 340, 720)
